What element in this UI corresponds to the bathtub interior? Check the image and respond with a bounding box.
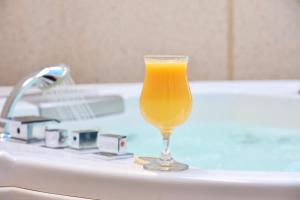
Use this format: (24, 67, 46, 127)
(91, 93, 300, 172)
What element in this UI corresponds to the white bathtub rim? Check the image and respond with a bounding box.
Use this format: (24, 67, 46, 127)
(1, 142, 300, 188)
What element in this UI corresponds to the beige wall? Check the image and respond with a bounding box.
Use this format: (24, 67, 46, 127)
(0, 0, 299, 85)
(235, 0, 300, 79)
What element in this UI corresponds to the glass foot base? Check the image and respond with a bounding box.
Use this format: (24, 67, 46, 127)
(143, 159, 189, 172)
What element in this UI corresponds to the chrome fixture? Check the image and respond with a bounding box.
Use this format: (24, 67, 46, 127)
(0, 64, 69, 138)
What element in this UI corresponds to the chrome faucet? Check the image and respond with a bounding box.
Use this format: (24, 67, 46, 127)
(0, 64, 70, 138)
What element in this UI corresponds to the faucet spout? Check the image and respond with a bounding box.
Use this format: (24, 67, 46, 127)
(0, 64, 69, 137)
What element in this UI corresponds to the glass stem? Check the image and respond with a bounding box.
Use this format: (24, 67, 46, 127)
(160, 131, 173, 166)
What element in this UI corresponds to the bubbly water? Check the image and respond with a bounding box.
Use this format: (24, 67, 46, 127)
(94, 97, 300, 172)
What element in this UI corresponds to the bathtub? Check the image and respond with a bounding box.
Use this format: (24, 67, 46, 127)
(1, 81, 300, 200)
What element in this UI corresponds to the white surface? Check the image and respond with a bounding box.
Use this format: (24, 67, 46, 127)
(1, 81, 300, 200)
(0, 187, 92, 200)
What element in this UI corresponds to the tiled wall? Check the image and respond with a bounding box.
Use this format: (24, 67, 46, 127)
(0, 0, 299, 85)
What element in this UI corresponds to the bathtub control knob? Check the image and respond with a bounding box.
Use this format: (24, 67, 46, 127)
(5, 116, 59, 143)
(98, 134, 127, 154)
(45, 129, 68, 148)
(70, 130, 98, 150)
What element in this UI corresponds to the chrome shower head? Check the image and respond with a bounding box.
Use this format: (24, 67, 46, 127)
(1, 64, 70, 120)
(32, 65, 70, 90)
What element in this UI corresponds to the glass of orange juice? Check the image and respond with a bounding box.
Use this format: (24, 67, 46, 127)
(140, 55, 192, 171)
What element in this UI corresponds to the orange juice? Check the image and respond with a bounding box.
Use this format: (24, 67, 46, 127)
(140, 58, 192, 135)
